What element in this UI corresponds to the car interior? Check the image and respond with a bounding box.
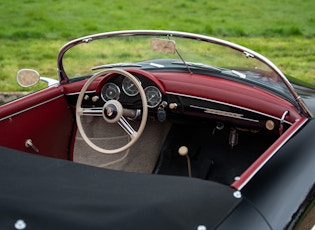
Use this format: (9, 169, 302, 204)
(0, 67, 303, 188)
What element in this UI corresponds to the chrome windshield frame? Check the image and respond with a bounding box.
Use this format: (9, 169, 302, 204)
(57, 30, 312, 118)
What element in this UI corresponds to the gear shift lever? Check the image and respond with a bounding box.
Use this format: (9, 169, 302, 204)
(178, 146, 191, 177)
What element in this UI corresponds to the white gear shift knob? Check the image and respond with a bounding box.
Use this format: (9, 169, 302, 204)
(178, 146, 188, 156)
(178, 146, 191, 177)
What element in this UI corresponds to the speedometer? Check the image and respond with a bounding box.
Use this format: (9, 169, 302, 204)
(145, 86, 162, 108)
(101, 83, 120, 101)
(122, 76, 141, 96)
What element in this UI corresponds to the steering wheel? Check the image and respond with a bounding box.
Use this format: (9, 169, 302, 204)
(76, 69, 148, 154)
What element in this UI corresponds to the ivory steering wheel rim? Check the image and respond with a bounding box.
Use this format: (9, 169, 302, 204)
(76, 68, 148, 154)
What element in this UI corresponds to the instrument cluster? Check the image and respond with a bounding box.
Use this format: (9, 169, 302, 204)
(100, 74, 162, 108)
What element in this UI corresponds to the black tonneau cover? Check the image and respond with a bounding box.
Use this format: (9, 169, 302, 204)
(0, 147, 241, 229)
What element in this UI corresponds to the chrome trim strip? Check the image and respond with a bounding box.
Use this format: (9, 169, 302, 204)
(0, 95, 64, 122)
(167, 92, 293, 125)
(65, 91, 95, 96)
(190, 105, 259, 122)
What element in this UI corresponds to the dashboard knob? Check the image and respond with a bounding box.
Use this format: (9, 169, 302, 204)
(92, 96, 99, 102)
(169, 103, 178, 110)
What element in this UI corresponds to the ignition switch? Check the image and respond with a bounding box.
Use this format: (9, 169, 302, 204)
(157, 101, 167, 122)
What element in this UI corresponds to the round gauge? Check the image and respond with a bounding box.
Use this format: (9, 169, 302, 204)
(101, 83, 120, 101)
(122, 77, 141, 96)
(145, 86, 162, 108)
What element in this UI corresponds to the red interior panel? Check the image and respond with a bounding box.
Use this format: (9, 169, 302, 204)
(0, 87, 74, 159)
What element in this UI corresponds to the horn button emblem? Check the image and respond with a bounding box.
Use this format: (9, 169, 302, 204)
(102, 100, 123, 123)
(105, 105, 117, 119)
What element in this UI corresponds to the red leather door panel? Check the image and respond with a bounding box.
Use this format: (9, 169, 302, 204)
(0, 86, 74, 159)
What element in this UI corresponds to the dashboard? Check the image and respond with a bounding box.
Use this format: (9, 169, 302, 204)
(64, 68, 300, 134)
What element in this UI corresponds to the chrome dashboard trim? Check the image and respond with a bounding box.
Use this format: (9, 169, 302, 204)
(167, 92, 293, 125)
(190, 105, 259, 123)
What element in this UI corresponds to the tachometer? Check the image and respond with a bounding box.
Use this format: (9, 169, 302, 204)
(145, 86, 162, 108)
(101, 83, 120, 101)
(122, 76, 141, 96)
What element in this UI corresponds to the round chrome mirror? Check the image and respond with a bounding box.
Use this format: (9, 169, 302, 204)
(17, 69, 40, 87)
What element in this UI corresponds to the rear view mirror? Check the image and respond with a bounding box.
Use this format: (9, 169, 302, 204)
(151, 38, 176, 54)
(17, 69, 40, 87)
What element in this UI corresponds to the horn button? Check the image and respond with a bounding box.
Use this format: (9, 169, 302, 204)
(102, 100, 123, 123)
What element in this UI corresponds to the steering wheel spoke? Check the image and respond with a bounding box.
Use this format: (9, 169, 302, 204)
(80, 107, 103, 116)
(118, 116, 138, 139)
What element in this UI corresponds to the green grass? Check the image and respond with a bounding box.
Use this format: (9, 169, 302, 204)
(1, 0, 315, 91)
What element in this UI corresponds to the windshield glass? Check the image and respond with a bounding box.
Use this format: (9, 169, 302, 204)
(59, 31, 295, 102)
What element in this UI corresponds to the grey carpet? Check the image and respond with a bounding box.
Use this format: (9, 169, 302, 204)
(74, 116, 171, 173)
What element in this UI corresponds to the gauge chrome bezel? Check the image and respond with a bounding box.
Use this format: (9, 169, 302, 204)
(101, 83, 121, 101)
(122, 76, 141, 96)
(144, 86, 162, 108)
